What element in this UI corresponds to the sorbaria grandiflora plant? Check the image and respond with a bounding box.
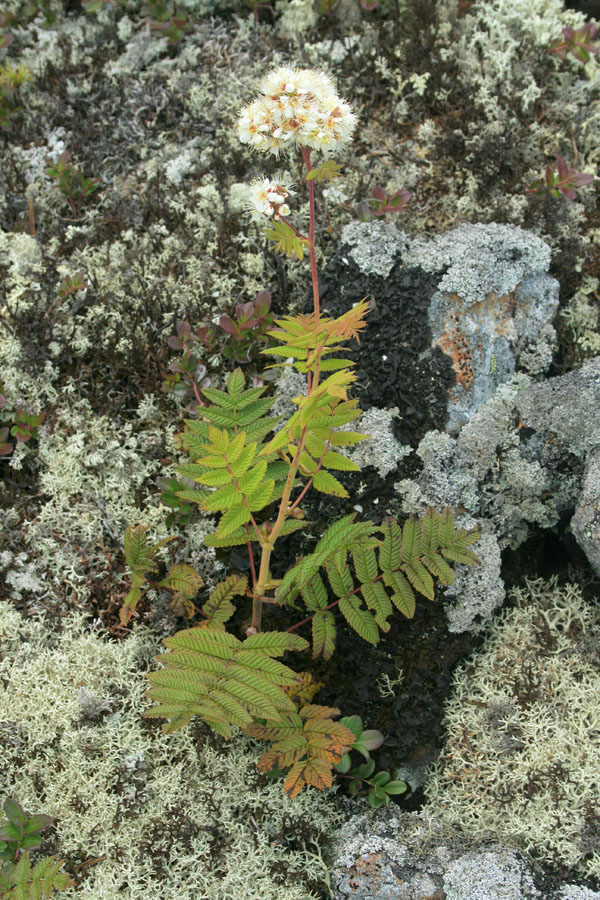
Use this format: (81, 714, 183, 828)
(126, 67, 480, 802)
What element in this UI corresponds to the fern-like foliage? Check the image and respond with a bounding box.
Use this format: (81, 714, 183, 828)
(145, 628, 309, 737)
(121, 524, 177, 624)
(0, 854, 72, 899)
(278, 508, 480, 658)
(261, 299, 369, 377)
(172, 369, 288, 547)
(121, 526, 203, 623)
(172, 361, 372, 541)
(246, 705, 356, 798)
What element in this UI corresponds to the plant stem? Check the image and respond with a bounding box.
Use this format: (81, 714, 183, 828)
(250, 143, 324, 633)
(301, 145, 320, 321)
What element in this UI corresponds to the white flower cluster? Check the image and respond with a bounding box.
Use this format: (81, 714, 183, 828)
(247, 177, 293, 220)
(238, 66, 356, 156)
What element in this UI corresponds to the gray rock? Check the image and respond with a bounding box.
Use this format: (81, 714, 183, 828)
(329, 805, 599, 900)
(571, 446, 600, 578)
(556, 889, 600, 900)
(337, 221, 559, 433)
(396, 358, 600, 628)
(403, 223, 552, 305)
(443, 849, 539, 900)
(329, 806, 541, 900)
(412, 224, 559, 433)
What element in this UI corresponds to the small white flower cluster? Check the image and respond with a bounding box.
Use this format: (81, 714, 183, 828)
(238, 66, 356, 156)
(247, 177, 293, 220)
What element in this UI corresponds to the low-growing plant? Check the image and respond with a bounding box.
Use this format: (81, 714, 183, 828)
(332, 714, 407, 807)
(121, 524, 205, 622)
(527, 154, 595, 201)
(0, 799, 72, 899)
(45, 150, 100, 218)
(355, 185, 411, 221)
(162, 319, 214, 413)
(0, 385, 44, 458)
(145, 0, 190, 46)
(0, 13, 14, 49)
(219, 289, 275, 363)
(125, 66, 480, 800)
(162, 293, 275, 414)
(0, 60, 31, 130)
(548, 23, 598, 64)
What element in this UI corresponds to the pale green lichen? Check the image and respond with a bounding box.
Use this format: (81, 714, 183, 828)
(560, 276, 600, 366)
(0, 604, 341, 899)
(424, 577, 600, 880)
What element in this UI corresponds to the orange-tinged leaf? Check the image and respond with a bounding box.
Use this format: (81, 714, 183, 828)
(284, 757, 333, 797)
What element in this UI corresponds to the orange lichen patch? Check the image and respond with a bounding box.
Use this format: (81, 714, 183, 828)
(435, 290, 517, 390)
(353, 852, 384, 877)
(472, 290, 517, 339)
(437, 325, 475, 389)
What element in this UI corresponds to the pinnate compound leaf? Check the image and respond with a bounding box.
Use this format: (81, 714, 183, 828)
(305, 160, 343, 182)
(1, 852, 72, 899)
(145, 629, 306, 736)
(202, 574, 247, 627)
(247, 706, 355, 797)
(264, 220, 305, 260)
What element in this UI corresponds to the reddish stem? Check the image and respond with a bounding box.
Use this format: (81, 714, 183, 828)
(278, 215, 308, 241)
(247, 539, 258, 587)
(301, 145, 320, 321)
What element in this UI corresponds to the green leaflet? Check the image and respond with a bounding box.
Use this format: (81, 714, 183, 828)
(382, 570, 415, 618)
(201, 574, 246, 627)
(217, 506, 252, 538)
(312, 470, 349, 498)
(321, 450, 361, 472)
(361, 580, 392, 630)
(1, 852, 72, 899)
(311, 609, 337, 660)
(378, 517, 402, 571)
(339, 596, 380, 645)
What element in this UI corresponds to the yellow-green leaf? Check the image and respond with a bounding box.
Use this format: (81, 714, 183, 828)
(312, 470, 349, 498)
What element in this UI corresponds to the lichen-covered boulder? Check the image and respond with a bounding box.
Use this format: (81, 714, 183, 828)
(571, 447, 600, 578)
(330, 221, 559, 437)
(397, 357, 600, 628)
(403, 223, 558, 432)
